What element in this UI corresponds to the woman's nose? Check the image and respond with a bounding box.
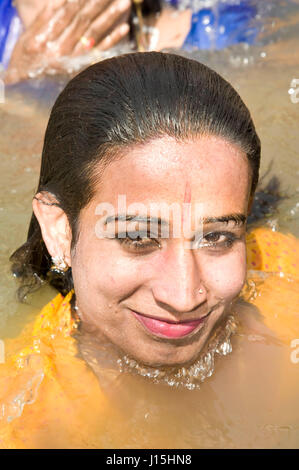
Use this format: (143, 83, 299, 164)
(150, 243, 206, 314)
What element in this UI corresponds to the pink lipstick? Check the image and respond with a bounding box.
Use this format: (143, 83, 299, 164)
(131, 311, 209, 339)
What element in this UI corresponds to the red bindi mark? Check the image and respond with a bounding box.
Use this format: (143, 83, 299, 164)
(182, 181, 192, 231)
(183, 181, 192, 204)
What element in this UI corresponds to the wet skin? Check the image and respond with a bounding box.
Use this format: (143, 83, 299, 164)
(34, 135, 252, 367)
(69, 135, 252, 367)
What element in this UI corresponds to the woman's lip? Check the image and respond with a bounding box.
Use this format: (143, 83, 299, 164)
(130, 310, 210, 339)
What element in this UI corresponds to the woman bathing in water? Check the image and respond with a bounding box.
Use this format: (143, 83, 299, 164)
(1, 52, 298, 448)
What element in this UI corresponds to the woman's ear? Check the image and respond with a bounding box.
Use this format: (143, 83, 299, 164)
(32, 192, 72, 267)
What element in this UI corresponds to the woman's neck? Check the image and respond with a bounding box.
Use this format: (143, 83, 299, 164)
(74, 311, 238, 391)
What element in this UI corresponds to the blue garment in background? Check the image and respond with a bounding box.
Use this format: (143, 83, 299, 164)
(0, 0, 22, 69)
(0, 0, 259, 70)
(163, 0, 259, 50)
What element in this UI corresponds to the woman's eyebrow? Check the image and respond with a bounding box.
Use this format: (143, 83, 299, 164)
(104, 214, 169, 226)
(202, 213, 247, 225)
(103, 213, 246, 226)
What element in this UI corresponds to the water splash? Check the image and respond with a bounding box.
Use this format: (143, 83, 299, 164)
(0, 355, 44, 424)
(243, 269, 296, 304)
(117, 314, 237, 390)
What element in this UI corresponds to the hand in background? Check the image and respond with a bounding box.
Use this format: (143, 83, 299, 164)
(149, 7, 191, 51)
(5, 0, 131, 84)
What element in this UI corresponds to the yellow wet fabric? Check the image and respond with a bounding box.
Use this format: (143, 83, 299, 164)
(244, 228, 299, 341)
(0, 292, 113, 448)
(246, 227, 299, 278)
(0, 227, 298, 448)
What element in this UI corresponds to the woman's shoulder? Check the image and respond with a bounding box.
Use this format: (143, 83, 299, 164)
(0, 292, 111, 448)
(244, 227, 299, 343)
(246, 226, 299, 278)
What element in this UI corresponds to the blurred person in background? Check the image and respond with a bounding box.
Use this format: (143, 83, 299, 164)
(152, 0, 259, 51)
(1, 0, 260, 83)
(2, 0, 133, 83)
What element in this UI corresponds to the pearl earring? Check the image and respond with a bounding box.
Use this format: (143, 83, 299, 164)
(50, 256, 69, 274)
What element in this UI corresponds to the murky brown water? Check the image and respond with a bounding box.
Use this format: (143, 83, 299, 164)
(0, 1, 299, 448)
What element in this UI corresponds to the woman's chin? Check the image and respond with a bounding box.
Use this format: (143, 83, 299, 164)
(122, 344, 206, 369)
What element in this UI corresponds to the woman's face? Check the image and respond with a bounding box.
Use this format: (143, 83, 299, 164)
(71, 135, 252, 367)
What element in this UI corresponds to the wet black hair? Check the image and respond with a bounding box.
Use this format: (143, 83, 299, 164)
(10, 51, 261, 299)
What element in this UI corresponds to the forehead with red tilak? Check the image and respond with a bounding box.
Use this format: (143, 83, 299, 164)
(90, 135, 251, 218)
(183, 181, 192, 204)
(182, 180, 192, 227)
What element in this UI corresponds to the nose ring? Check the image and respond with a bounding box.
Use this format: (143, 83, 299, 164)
(198, 288, 203, 294)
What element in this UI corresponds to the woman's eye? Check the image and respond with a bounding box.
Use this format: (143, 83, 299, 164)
(117, 233, 161, 254)
(195, 231, 238, 250)
(115, 231, 239, 253)
(203, 233, 220, 243)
